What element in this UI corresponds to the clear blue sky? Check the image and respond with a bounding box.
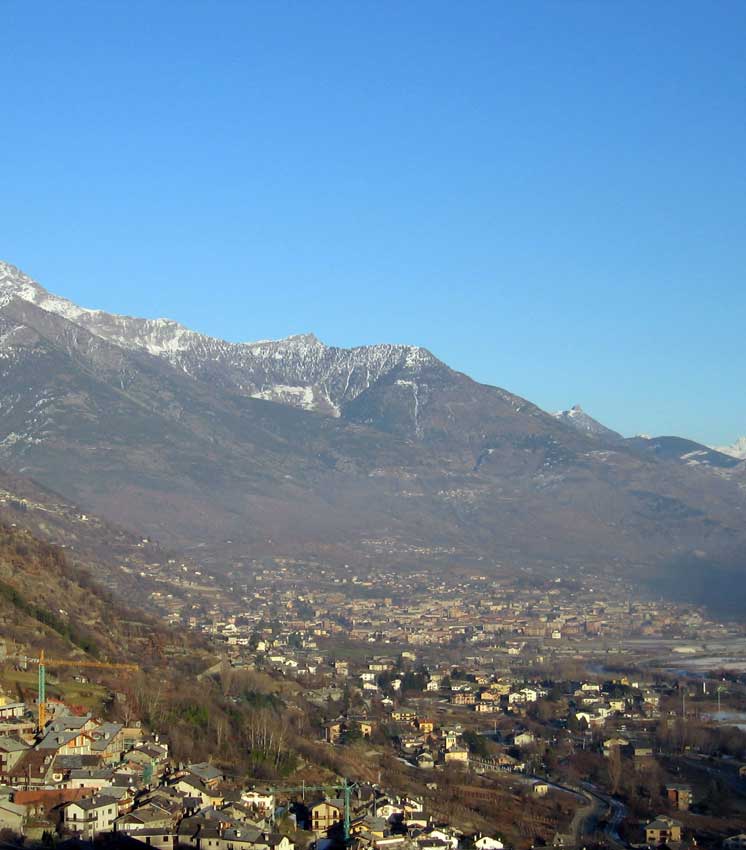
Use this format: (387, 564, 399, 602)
(2, 1, 744, 445)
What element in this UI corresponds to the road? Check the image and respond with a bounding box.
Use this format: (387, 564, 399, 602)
(469, 750, 630, 848)
(566, 786, 599, 846)
(518, 774, 627, 848)
(580, 782, 628, 848)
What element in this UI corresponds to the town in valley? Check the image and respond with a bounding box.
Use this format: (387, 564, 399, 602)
(1, 545, 746, 850)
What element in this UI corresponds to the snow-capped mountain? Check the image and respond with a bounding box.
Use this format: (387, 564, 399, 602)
(551, 404, 622, 439)
(0, 260, 437, 418)
(1, 259, 551, 443)
(713, 436, 746, 460)
(1, 258, 745, 609)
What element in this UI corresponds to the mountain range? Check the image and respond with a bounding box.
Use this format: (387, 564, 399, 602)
(0, 260, 744, 612)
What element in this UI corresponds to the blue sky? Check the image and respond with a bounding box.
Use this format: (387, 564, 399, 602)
(2, 1, 744, 445)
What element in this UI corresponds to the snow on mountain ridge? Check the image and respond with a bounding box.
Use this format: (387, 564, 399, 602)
(0, 260, 437, 416)
(713, 436, 746, 460)
(182, 332, 438, 416)
(552, 404, 622, 439)
(0, 261, 193, 354)
(1, 260, 99, 323)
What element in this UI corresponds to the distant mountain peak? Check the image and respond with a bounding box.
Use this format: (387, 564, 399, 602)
(552, 404, 621, 439)
(713, 436, 746, 460)
(288, 332, 322, 345)
(246, 331, 325, 349)
(1, 259, 98, 323)
(0, 260, 45, 303)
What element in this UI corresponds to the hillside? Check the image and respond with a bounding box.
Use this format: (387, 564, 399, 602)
(0, 464, 210, 615)
(0, 514, 212, 677)
(0, 522, 153, 662)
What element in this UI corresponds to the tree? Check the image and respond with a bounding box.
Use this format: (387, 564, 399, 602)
(463, 730, 490, 759)
(607, 746, 623, 795)
(343, 724, 362, 745)
(702, 778, 732, 817)
(219, 658, 235, 696)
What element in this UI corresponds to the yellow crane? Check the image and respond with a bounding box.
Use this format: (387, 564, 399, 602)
(36, 649, 138, 731)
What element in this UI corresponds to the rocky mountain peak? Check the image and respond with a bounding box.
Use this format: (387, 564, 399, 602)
(0, 260, 45, 304)
(0, 259, 99, 324)
(552, 403, 622, 439)
(288, 332, 322, 346)
(0, 261, 443, 419)
(246, 331, 324, 349)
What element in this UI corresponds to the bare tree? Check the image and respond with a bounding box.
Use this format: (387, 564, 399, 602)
(607, 746, 623, 795)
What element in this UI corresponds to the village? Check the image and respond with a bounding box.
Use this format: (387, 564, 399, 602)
(83, 552, 746, 850)
(1, 615, 745, 850)
(0, 553, 745, 849)
(135, 554, 742, 655)
(0, 681, 513, 850)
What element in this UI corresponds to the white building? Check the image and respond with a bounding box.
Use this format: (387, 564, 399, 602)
(475, 836, 504, 850)
(64, 796, 119, 838)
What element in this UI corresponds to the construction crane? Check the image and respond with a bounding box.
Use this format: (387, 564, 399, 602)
(716, 683, 728, 717)
(263, 779, 357, 843)
(36, 649, 138, 731)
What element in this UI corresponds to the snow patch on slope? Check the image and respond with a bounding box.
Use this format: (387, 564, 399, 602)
(251, 384, 317, 411)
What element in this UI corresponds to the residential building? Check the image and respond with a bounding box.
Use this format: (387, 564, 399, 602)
(645, 816, 682, 845)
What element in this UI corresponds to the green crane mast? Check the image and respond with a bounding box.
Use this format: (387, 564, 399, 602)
(266, 778, 356, 843)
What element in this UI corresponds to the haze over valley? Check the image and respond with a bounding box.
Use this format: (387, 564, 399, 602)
(0, 260, 744, 616)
